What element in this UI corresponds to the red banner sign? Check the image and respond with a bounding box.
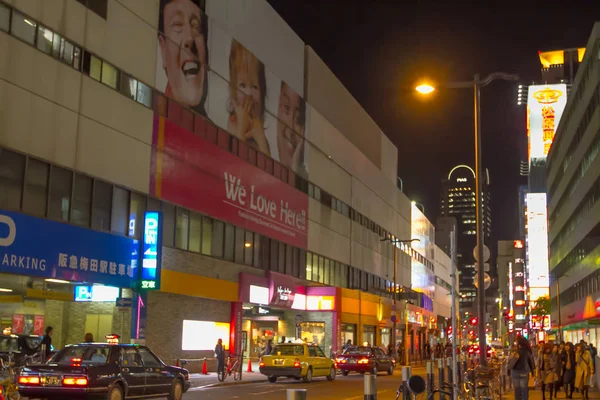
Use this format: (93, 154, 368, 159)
(150, 116, 308, 248)
(12, 314, 24, 334)
(34, 315, 45, 336)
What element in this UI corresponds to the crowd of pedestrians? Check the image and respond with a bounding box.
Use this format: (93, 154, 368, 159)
(509, 338, 597, 400)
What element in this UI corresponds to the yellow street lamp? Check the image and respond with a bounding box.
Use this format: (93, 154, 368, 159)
(415, 84, 435, 94)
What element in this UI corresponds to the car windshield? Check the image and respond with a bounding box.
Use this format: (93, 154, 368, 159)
(52, 345, 110, 365)
(272, 345, 304, 356)
(0, 336, 18, 352)
(344, 346, 371, 355)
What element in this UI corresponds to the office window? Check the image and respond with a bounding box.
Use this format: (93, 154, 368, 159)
(11, 11, 36, 44)
(201, 216, 213, 256)
(110, 187, 129, 235)
(91, 180, 112, 231)
(0, 3, 9, 32)
(76, 0, 108, 19)
(0, 150, 25, 211)
(278, 240, 285, 273)
(234, 226, 245, 264)
(128, 192, 146, 239)
(253, 233, 262, 267)
(175, 208, 189, 250)
(244, 230, 253, 266)
(189, 212, 202, 253)
(73, 46, 81, 70)
(224, 224, 235, 261)
(48, 166, 72, 221)
(292, 247, 299, 277)
(22, 158, 49, 217)
(36, 26, 53, 53)
(61, 39, 75, 66)
(86, 53, 102, 81)
(270, 240, 279, 272)
(285, 244, 293, 275)
(71, 173, 92, 227)
(305, 253, 313, 281)
(211, 220, 224, 258)
(101, 60, 118, 88)
(132, 81, 150, 108)
(161, 203, 175, 247)
(51, 32, 62, 58)
(120, 72, 137, 100)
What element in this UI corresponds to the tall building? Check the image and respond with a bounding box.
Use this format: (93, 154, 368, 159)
(0, 0, 446, 366)
(439, 165, 491, 312)
(547, 22, 600, 345)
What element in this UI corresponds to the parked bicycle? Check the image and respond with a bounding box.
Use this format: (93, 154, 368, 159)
(1, 352, 21, 400)
(217, 354, 242, 382)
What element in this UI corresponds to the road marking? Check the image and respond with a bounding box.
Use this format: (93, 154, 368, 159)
(344, 389, 392, 400)
(251, 389, 285, 395)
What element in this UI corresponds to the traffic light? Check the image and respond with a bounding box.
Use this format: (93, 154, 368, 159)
(470, 317, 478, 325)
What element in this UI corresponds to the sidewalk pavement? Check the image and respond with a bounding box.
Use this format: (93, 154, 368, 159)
(189, 370, 267, 389)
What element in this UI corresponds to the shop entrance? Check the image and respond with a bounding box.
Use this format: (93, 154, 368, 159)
(0, 273, 132, 350)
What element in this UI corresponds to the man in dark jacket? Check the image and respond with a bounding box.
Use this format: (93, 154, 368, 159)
(215, 338, 225, 375)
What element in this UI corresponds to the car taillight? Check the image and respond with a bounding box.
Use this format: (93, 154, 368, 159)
(293, 358, 301, 368)
(358, 358, 370, 364)
(258, 357, 265, 368)
(18, 376, 40, 385)
(335, 357, 347, 364)
(63, 376, 88, 386)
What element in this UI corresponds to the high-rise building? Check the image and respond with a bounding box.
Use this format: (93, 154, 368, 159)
(439, 165, 491, 312)
(547, 22, 600, 344)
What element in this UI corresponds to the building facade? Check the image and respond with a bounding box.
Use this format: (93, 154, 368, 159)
(547, 23, 600, 346)
(439, 165, 491, 312)
(0, 0, 451, 369)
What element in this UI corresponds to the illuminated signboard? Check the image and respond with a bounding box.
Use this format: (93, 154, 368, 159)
(140, 211, 162, 290)
(527, 84, 567, 162)
(526, 193, 550, 292)
(249, 285, 269, 304)
(181, 320, 230, 350)
(306, 295, 335, 311)
(74, 285, 119, 302)
(513, 240, 524, 249)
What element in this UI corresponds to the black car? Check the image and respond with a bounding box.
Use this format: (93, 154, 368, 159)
(18, 343, 190, 400)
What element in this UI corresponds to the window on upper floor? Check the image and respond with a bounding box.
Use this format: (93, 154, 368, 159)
(11, 11, 36, 45)
(76, 0, 108, 20)
(0, 3, 9, 32)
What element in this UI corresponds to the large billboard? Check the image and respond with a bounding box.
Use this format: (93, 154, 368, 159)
(525, 193, 550, 294)
(155, 0, 308, 176)
(150, 116, 309, 249)
(527, 84, 567, 162)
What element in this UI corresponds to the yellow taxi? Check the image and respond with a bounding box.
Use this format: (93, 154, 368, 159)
(258, 341, 336, 383)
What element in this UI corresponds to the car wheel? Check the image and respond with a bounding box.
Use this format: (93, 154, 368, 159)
(303, 367, 313, 383)
(371, 365, 378, 375)
(107, 384, 124, 400)
(168, 379, 183, 400)
(388, 364, 394, 375)
(342, 370, 349, 376)
(268, 376, 277, 383)
(326, 367, 336, 381)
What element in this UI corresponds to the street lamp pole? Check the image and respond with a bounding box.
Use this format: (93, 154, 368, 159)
(419, 72, 519, 366)
(381, 237, 420, 365)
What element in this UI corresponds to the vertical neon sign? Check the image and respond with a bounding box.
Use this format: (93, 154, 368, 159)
(140, 211, 162, 290)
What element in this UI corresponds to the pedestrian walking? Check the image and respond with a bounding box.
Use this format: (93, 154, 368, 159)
(41, 326, 53, 361)
(343, 339, 352, 351)
(214, 338, 225, 376)
(387, 342, 393, 357)
(508, 336, 535, 400)
(553, 344, 563, 398)
(562, 342, 576, 398)
(575, 342, 594, 399)
(539, 344, 559, 400)
(262, 339, 273, 356)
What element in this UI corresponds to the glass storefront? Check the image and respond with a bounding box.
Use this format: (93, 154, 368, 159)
(299, 321, 325, 347)
(380, 327, 391, 348)
(363, 325, 376, 346)
(341, 323, 356, 347)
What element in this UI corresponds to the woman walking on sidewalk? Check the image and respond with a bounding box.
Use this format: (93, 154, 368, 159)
(575, 343, 594, 399)
(540, 344, 559, 400)
(562, 342, 576, 398)
(509, 337, 536, 400)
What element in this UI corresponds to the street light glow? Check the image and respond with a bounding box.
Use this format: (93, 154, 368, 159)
(415, 84, 435, 94)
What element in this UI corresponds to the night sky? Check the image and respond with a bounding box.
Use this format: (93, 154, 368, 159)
(268, 1, 599, 248)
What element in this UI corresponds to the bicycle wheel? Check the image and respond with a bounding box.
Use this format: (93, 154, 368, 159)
(217, 370, 226, 382)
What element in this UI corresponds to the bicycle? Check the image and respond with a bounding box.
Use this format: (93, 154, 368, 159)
(1, 353, 21, 400)
(217, 354, 242, 382)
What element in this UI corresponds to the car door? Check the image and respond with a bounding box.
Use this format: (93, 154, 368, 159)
(139, 347, 172, 396)
(375, 347, 390, 369)
(120, 348, 146, 397)
(314, 346, 330, 376)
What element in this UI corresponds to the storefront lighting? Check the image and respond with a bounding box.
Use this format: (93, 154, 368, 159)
(244, 242, 252, 248)
(0, 288, 13, 292)
(45, 278, 71, 284)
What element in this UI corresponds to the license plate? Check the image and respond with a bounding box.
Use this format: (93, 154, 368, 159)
(348, 359, 356, 364)
(43, 376, 61, 386)
(274, 359, 284, 365)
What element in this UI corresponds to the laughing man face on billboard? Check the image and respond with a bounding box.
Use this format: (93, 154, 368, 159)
(158, 0, 209, 117)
